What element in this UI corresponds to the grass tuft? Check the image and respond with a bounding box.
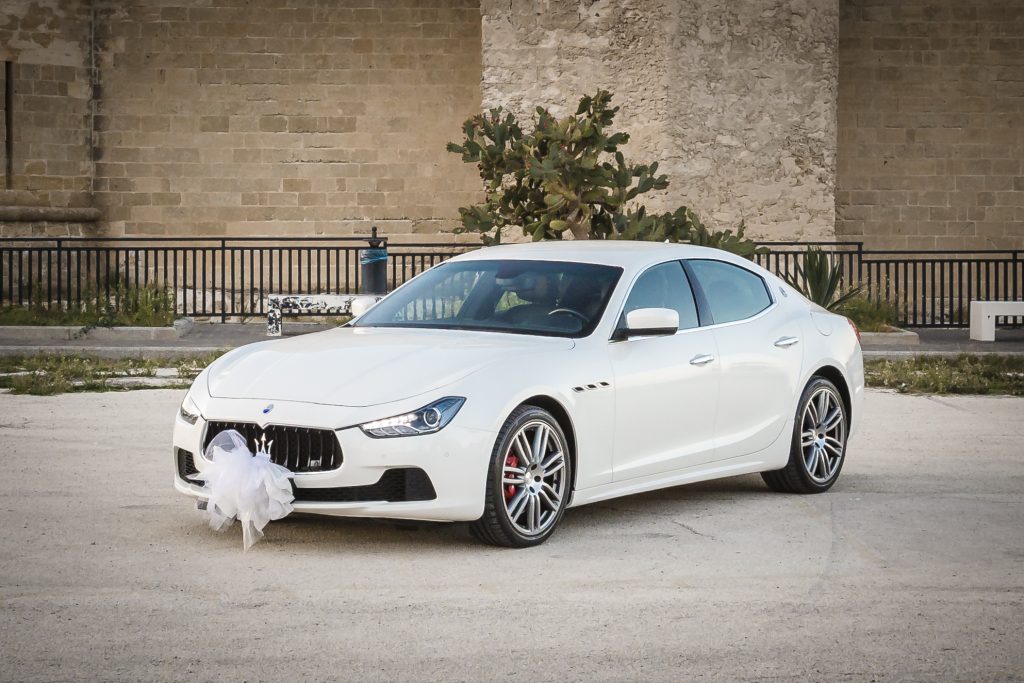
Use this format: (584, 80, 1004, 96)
(838, 296, 899, 333)
(865, 354, 1024, 396)
(0, 282, 176, 328)
(0, 353, 222, 395)
(2, 352, 1022, 398)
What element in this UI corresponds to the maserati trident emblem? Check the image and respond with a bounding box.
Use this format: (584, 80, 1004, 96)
(254, 433, 273, 456)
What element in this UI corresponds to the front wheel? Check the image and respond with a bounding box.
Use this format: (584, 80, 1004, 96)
(762, 377, 848, 494)
(470, 406, 572, 548)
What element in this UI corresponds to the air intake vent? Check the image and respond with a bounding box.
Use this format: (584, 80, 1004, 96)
(293, 468, 436, 503)
(176, 448, 201, 483)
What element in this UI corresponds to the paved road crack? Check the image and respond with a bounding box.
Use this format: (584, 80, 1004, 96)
(670, 519, 716, 540)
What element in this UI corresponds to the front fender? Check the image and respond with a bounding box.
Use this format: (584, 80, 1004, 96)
(451, 347, 616, 490)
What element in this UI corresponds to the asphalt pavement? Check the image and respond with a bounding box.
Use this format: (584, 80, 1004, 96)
(0, 389, 1021, 681)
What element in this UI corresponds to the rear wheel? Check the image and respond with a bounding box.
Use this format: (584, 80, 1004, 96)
(470, 406, 571, 548)
(762, 377, 848, 494)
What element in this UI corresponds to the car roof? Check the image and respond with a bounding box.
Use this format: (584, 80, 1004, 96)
(449, 240, 755, 270)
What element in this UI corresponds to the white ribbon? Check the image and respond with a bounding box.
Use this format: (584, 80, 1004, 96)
(190, 429, 295, 550)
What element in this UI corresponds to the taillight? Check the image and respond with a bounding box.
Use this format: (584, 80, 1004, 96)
(847, 317, 861, 344)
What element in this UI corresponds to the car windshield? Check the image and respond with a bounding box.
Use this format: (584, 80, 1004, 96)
(353, 259, 623, 337)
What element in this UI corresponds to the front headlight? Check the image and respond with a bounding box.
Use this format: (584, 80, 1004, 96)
(359, 397, 465, 438)
(179, 393, 202, 425)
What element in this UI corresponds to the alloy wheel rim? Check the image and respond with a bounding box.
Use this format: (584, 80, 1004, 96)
(501, 420, 568, 536)
(801, 387, 846, 484)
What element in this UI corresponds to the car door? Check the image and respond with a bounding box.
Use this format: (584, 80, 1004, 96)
(684, 259, 805, 461)
(609, 261, 721, 481)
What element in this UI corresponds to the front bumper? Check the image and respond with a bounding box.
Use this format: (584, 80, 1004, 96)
(172, 397, 496, 522)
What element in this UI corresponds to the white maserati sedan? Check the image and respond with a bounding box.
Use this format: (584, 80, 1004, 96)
(174, 241, 864, 547)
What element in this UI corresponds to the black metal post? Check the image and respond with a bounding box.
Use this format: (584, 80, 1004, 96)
(360, 226, 388, 295)
(55, 238, 62, 311)
(220, 239, 226, 322)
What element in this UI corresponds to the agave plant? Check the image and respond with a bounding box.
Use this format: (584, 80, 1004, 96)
(785, 247, 862, 311)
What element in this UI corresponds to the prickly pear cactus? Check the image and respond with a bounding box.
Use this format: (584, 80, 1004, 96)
(448, 90, 760, 260)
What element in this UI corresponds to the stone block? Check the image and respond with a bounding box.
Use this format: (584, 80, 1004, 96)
(199, 116, 230, 132)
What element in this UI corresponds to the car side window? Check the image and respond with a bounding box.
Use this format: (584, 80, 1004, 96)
(621, 261, 700, 330)
(687, 259, 772, 324)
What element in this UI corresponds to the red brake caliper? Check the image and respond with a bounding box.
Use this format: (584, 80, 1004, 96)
(504, 453, 519, 501)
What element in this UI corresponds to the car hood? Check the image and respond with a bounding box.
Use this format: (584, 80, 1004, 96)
(207, 326, 574, 407)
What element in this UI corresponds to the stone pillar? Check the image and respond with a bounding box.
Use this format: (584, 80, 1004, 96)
(480, 0, 839, 241)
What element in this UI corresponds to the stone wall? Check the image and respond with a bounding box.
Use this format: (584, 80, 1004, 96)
(0, 0, 97, 236)
(837, 0, 1024, 250)
(91, 0, 481, 238)
(480, 0, 839, 241)
(4, 0, 1018, 249)
(0, 0, 482, 239)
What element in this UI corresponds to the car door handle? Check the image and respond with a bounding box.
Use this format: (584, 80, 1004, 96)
(690, 353, 715, 366)
(774, 336, 800, 348)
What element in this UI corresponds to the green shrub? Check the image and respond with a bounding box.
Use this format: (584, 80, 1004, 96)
(687, 220, 761, 260)
(103, 281, 176, 327)
(448, 89, 762, 258)
(839, 296, 899, 332)
(0, 281, 175, 328)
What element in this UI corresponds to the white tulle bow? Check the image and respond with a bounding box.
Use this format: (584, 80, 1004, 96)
(189, 429, 295, 550)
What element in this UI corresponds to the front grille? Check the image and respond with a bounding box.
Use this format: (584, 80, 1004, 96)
(294, 468, 436, 503)
(176, 448, 201, 483)
(203, 422, 342, 473)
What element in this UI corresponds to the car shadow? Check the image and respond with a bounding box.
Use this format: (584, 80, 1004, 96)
(333, 474, 768, 546)
(559, 473, 770, 526)
(176, 473, 775, 552)
(270, 513, 479, 549)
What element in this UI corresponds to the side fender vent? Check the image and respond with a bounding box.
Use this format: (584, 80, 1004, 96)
(572, 381, 611, 393)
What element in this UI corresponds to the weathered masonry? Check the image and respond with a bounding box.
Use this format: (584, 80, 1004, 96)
(837, 0, 1024, 249)
(1, 0, 1021, 249)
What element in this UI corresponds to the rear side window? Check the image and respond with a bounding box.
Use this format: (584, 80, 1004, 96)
(621, 261, 700, 330)
(688, 259, 772, 324)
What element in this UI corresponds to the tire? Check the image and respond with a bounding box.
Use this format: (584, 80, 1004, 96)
(762, 377, 848, 494)
(470, 405, 572, 548)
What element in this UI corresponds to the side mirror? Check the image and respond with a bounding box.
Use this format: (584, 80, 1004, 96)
(349, 295, 382, 318)
(621, 308, 679, 339)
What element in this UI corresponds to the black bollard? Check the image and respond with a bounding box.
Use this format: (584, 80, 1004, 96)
(360, 226, 388, 295)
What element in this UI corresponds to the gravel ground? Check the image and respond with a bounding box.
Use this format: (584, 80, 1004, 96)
(1, 389, 1022, 682)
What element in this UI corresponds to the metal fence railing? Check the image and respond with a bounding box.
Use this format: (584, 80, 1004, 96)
(0, 234, 481, 322)
(0, 235, 1020, 328)
(750, 242, 1022, 328)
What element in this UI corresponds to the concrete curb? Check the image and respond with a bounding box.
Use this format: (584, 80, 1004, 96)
(861, 328, 920, 347)
(0, 345, 231, 360)
(173, 318, 195, 336)
(0, 320, 193, 342)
